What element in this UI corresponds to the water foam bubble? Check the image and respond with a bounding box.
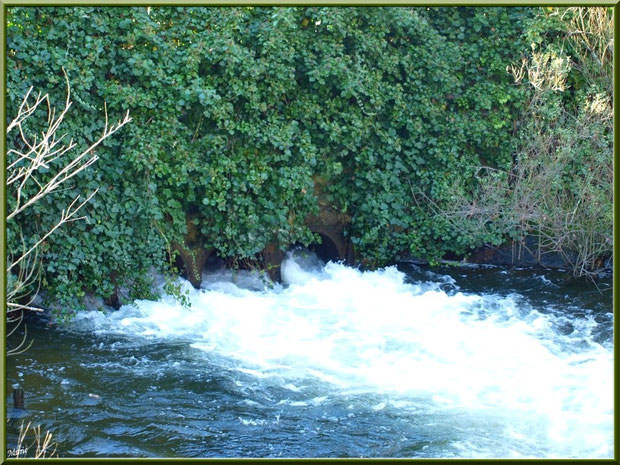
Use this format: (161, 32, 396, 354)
(70, 251, 613, 458)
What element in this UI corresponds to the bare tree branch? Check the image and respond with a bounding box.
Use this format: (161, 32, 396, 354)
(6, 73, 131, 350)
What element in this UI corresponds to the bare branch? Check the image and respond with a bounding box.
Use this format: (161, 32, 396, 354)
(7, 302, 44, 312)
(6, 74, 131, 353)
(8, 189, 99, 272)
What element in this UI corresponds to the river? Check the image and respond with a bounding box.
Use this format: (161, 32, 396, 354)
(6, 249, 613, 458)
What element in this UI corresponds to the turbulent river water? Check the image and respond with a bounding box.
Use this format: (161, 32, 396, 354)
(6, 249, 613, 458)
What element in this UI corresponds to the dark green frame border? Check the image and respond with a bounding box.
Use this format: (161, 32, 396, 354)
(0, 1, 617, 4)
(0, 2, 616, 463)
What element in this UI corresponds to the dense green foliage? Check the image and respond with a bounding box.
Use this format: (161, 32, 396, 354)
(8, 7, 322, 310)
(435, 7, 613, 277)
(8, 6, 606, 312)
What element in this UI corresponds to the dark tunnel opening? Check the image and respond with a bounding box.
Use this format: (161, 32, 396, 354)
(308, 233, 341, 263)
(204, 250, 226, 272)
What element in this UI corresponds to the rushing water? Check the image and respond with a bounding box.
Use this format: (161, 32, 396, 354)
(6, 249, 613, 458)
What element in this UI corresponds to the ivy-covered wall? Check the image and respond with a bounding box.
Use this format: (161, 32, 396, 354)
(7, 7, 534, 310)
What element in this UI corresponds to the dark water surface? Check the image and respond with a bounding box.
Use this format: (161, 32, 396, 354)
(6, 256, 613, 458)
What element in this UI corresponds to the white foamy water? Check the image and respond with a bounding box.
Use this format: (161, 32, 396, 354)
(71, 250, 613, 458)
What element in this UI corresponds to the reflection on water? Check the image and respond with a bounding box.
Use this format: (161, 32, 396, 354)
(6, 250, 613, 458)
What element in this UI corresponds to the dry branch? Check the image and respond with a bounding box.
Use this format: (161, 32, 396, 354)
(6, 72, 130, 327)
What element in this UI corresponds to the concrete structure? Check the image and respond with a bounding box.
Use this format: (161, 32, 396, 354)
(174, 203, 354, 288)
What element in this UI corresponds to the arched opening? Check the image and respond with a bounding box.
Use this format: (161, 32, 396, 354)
(204, 250, 226, 272)
(309, 232, 341, 263)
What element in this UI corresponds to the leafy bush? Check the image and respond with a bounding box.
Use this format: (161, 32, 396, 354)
(8, 7, 557, 311)
(431, 7, 613, 277)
